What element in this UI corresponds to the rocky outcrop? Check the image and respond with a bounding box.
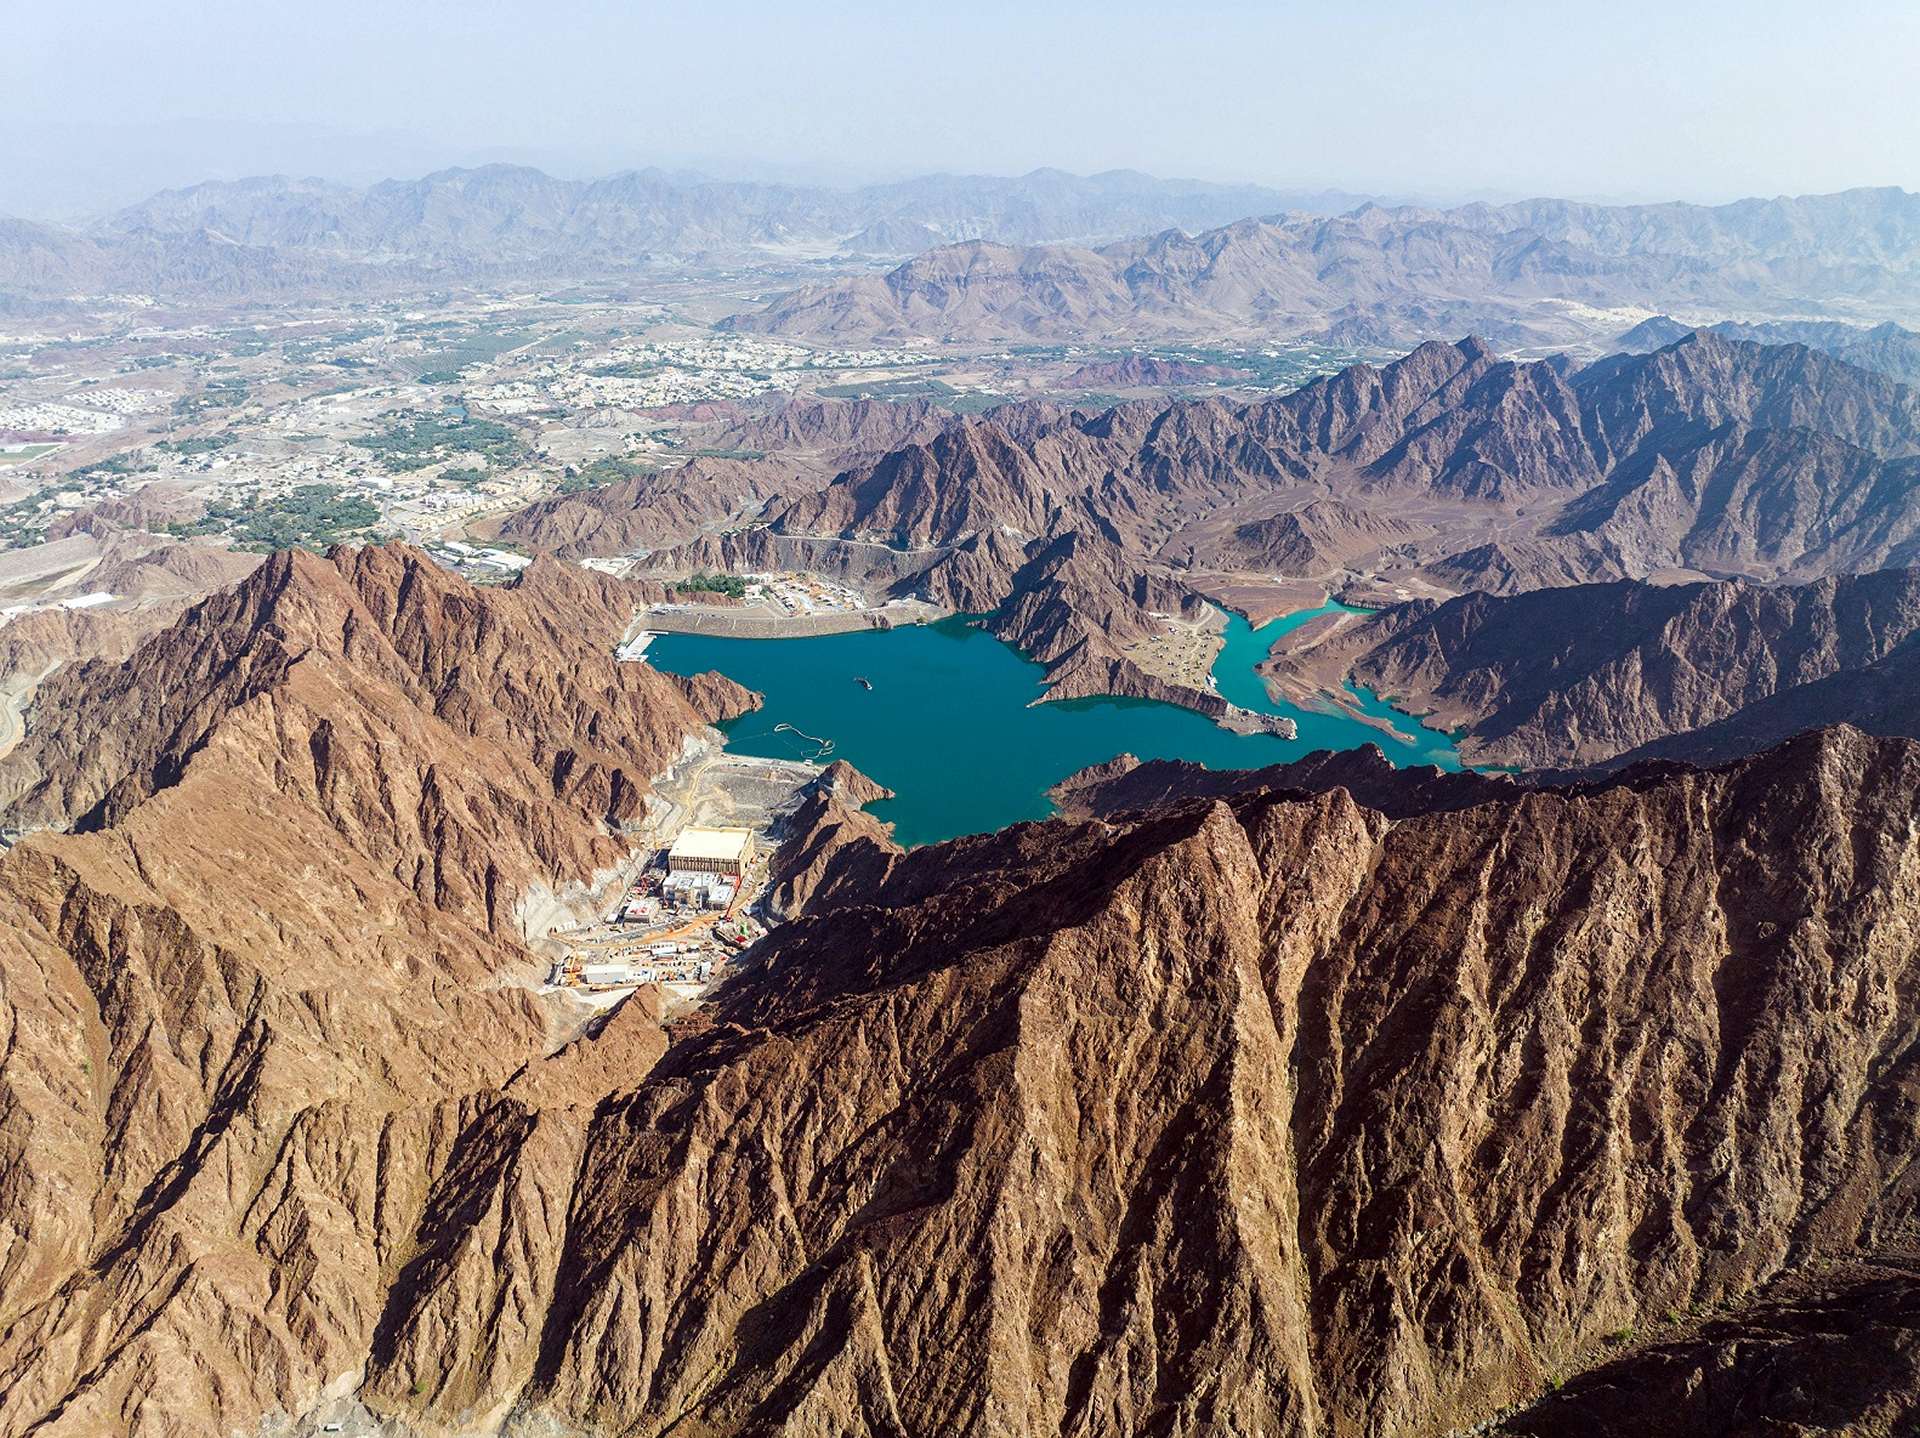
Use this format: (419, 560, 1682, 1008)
(1616, 316, 1920, 387)
(1048, 742, 1520, 820)
(1262, 568, 1920, 768)
(514, 335, 1920, 672)
(705, 394, 957, 463)
(513, 725, 1920, 1437)
(1178, 498, 1432, 575)
(486, 455, 816, 558)
(1596, 635, 1920, 773)
(3, 526, 1920, 1437)
(814, 757, 893, 807)
(773, 334, 1920, 595)
(497, 334, 1920, 757)
(0, 606, 167, 686)
(769, 419, 1067, 547)
(1497, 1245, 1920, 1436)
(1061, 355, 1249, 389)
(0, 544, 762, 1438)
(0, 543, 754, 899)
(763, 760, 900, 919)
(42, 486, 206, 541)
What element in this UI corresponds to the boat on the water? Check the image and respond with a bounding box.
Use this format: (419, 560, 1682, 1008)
(855, 676, 873, 690)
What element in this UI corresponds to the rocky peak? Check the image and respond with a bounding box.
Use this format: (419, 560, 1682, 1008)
(0, 543, 753, 899)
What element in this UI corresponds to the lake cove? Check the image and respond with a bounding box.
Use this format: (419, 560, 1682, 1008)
(647, 607, 1462, 849)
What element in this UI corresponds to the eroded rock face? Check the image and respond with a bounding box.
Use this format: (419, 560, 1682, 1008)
(495, 725, 1920, 1438)
(0, 544, 752, 849)
(0, 544, 750, 1437)
(500, 333, 1920, 734)
(488, 455, 822, 559)
(1496, 1246, 1920, 1437)
(1261, 567, 1920, 769)
(5, 544, 1920, 1438)
(763, 759, 900, 920)
(1174, 498, 1433, 575)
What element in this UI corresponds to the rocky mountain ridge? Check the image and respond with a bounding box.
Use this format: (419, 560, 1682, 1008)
(510, 332, 1920, 725)
(0, 543, 757, 1437)
(1261, 567, 1920, 768)
(730, 188, 1920, 349)
(1615, 315, 1920, 386)
(0, 164, 1378, 303)
(2, 539, 1918, 1435)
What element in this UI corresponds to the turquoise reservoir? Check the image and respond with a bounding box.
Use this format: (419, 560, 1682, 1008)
(648, 604, 1460, 848)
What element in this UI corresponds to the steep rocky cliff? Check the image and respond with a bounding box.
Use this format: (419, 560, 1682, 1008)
(0, 544, 758, 1438)
(0, 544, 753, 854)
(0, 541, 1916, 1436)
(496, 334, 1920, 746)
(762, 759, 900, 920)
(589, 333, 1920, 592)
(1174, 498, 1432, 574)
(1261, 568, 1920, 768)
(1616, 315, 1920, 387)
(485, 455, 819, 559)
(518, 725, 1920, 1438)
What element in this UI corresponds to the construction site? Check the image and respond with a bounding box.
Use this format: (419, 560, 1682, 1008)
(541, 748, 822, 1007)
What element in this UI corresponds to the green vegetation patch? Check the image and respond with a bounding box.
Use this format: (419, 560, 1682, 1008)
(814, 376, 1001, 414)
(156, 435, 233, 456)
(556, 455, 656, 494)
(349, 413, 525, 471)
(0, 443, 61, 466)
(0, 494, 53, 548)
(673, 572, 750, 598)
(173, 378, 251, 417)
(284, 324, 385, 365)
(416, 326, 538, 375)
(168, 483, 383, 552)
(685, 446, 766, 461)
(816, 377, 960, 401)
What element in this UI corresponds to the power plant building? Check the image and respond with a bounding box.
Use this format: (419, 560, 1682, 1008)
(667, 826, 754, 879)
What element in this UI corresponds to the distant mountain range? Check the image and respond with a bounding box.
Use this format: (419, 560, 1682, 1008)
(12, 170, 1920, 349)
(727, 188, 1920, 349)
(1615, 314, 1920, 385)
(0, 163, 1379, 304)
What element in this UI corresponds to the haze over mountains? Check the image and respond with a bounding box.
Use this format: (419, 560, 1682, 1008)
(1616, 314, 1920, 385)
(10, 164, 1920, 365)
(731, 188, 1920, 349)
(0, 163, 1377, 304)
(10, 68, 1920, 1435)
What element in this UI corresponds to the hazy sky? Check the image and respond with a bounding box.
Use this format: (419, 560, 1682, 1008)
(9, 0, 1918, 216)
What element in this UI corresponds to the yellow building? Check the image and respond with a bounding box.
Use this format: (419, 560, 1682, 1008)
(668, 826, 754, 878)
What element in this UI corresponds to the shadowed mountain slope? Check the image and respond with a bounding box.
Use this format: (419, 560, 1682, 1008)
(1, 540, 1918, 1435)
